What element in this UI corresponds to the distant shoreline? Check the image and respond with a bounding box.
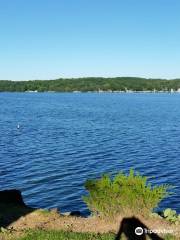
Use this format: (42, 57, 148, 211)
(1, 77, 180, 92)
(1, 90, 180, 93)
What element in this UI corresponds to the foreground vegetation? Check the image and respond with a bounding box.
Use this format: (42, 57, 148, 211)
(1, 77, 180, 92)
(3, 230, 114, 240)
(83, 169, 170, 217)
(0, 170, 179, 240)
(0, 229, 176, 240)
(18, 230, 176, 240)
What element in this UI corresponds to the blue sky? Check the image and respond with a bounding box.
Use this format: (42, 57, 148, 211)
(0, 0, 180, 80)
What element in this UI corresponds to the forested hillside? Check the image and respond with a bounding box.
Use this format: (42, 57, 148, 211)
(0, 77, 180, 92)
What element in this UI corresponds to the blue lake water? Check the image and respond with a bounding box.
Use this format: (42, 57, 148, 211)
(0, 92, 179, 214)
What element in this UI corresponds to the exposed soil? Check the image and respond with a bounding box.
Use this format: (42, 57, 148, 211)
(0, 205, 179, 239)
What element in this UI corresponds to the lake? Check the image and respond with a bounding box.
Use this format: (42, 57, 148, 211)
(0, 92, 179, 214)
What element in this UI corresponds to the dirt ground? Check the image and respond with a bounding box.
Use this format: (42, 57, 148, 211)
(0, 206, 179, 239)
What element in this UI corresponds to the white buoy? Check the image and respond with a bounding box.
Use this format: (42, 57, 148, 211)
(17, 124, 20, 129)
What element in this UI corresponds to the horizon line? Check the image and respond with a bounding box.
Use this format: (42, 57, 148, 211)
(1, 76, 180, 82)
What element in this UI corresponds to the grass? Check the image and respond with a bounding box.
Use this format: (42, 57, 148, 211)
(16, 230, 115, 240)
(2, 230, 173, 240)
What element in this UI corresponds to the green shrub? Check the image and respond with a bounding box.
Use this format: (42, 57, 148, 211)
(163, 208, 180, 224)
(83, 169, 170, 217)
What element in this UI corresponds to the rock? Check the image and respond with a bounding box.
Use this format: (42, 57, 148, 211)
(62, 212, 71, 216)
(0, 227, 7, 233)
(62, 211, 82, 217)
(0, 189, 26, 206)
(50, 208, 58, 213)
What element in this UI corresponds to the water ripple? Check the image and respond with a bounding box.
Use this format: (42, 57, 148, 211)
(0, 93, 180, 214)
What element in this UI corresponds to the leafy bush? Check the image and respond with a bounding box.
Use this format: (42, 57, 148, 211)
(163, 208, 180, 225)
(83, 169, 170, 217)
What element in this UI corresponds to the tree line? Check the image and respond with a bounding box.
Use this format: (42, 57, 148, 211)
(0, 77, 180, 92)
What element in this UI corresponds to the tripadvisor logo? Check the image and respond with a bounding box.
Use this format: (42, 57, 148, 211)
(135, 227, 144, 235)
